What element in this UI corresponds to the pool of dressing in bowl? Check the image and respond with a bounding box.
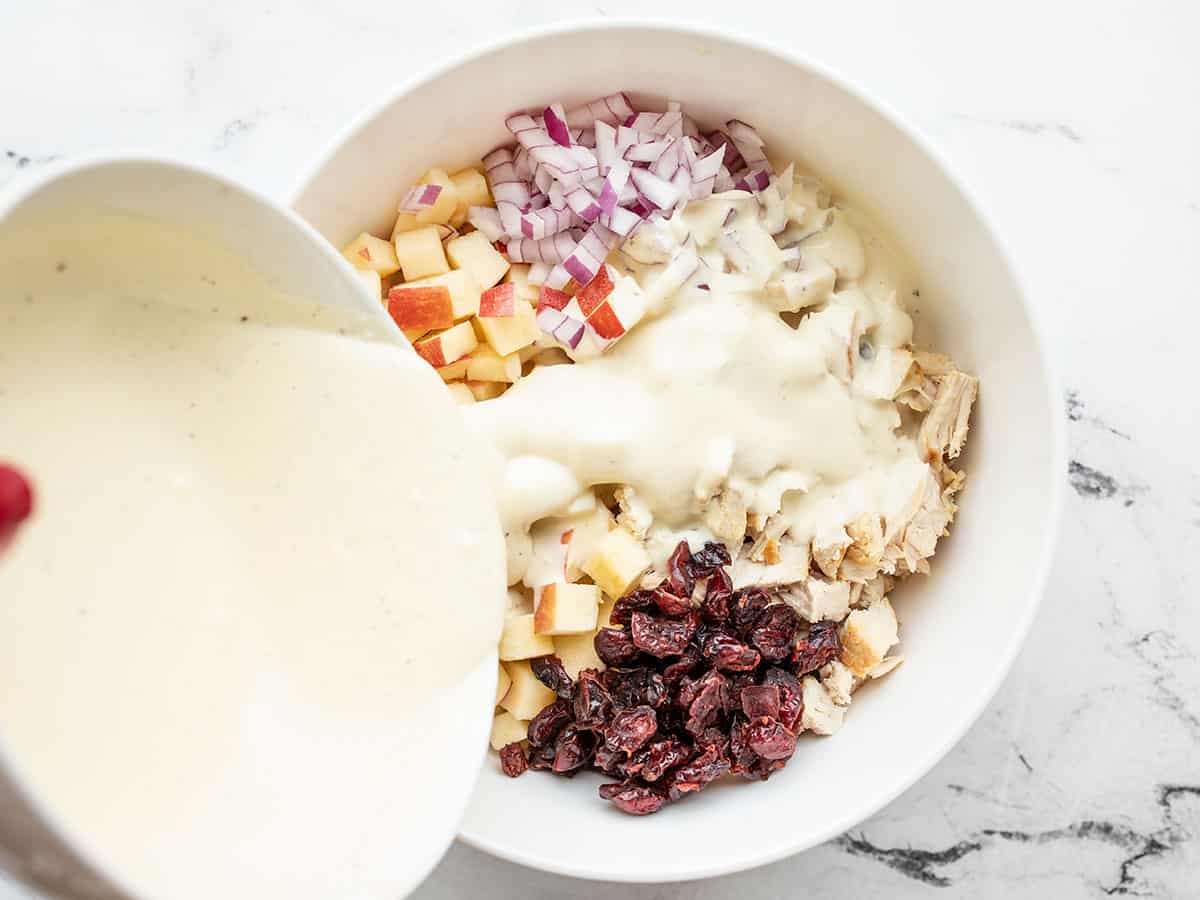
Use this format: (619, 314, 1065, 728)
(0, 211, 505, 900)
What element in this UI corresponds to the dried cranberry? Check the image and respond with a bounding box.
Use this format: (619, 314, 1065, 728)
(609, 590, 656, 630)
(689, 541, 731, 575)
(553, 724, 594, 774)
(749, 604, 800, 663)
(603, 667, 667, 710)
(741, 684, 781, 720)
(761, 667, 804, 731)
(685, 669, 726, 736)
(527, 742, 557, 771)
(666, 540, 695, 597)
(630, 611, 694, 658)
(666, 745, 730, 801)
(530, 655, 574, 699)
(499, 742, 528, 777)
(526, 699, 573, 747)
(702, 631, 761, 672)
(630, 738, 692, 782)
(730, 588, 771, 634)
(792, 620, 841, 675)
(728, 717, 759, 776)
(661, 643, 702, 686)
(605, 705, 658, 754)
(694, 726, 729, 756)
(701, 568, 733, 623)
(601, 782, 667, 816)
(594, 627, 640, 666)
(593, 744, 627, 775)
(721, 671, 755, 715)
(572, 669, 613, 729)
(745, 718, 796, 760)
(652, 588, 692, 617)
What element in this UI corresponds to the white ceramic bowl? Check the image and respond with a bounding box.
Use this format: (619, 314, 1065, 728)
(292, 21, 1065, 883)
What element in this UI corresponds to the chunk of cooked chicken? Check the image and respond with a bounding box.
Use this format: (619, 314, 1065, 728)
(919, 370, 979, 464)
(839, 513, 885, 583)
(613, 485, 653, 540)
(730, 540, 811, 590)
(882, 468, 962, 576)
(703, 488, 748, 544)
(820, 660, 855, 707)
(811, 523, 853, 579)
(783, 576, 851, 623)
(800, 675, 845, 735)
(839, 598, 899, 677)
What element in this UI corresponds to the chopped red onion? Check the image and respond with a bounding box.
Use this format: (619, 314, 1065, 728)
(594, 120, 617, 174)
(625, 137, 672, 164)
(597, 161, 630, 216)
(520, 205, 575, 240)
(508, 112, 588, 189)
(536, 306, 585, 349)
(468, 206, 504, 242)
(691, 146, 726, 182)
(484, 147, 532, 208)
(734, 167, 772, 192)
(565, 92, 636, 128)
(649, 138, 682, 179)
(496, 200, 523, 237)
(717, 230, 756, 273)
(630, 167, 682, 210)
(435, 224, 458, 242)
(399, 183, 442, 212)
(548, 222, 618, 289)
(646, 246, 700, 304)
(706, 131, 744, 171)
(653, 108, 683, 138)
(565, 186, 602, 223)
(548, 180, 566, 210)
(577, 128, 596, 148)
(600, 205, 640, 237)
(725, 119, 769, 170)
(507, 231, 579, 265)
(528, 262, 551, 285)
(714, 167, 735, 193)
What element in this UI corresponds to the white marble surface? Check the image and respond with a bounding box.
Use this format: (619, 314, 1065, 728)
(2, 1, 1198, 897)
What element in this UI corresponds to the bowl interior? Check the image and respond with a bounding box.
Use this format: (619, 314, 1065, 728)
(292, 24, 1062, 882)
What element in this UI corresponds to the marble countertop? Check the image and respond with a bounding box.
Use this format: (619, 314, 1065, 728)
(2, 1, 1197, 897)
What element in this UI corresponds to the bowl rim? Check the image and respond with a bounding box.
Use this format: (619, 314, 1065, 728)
(286, 17, 1066, 883)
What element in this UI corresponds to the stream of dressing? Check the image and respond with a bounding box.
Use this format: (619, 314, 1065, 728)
(0, 212, 505, 900)
(465, 183, 927, 581)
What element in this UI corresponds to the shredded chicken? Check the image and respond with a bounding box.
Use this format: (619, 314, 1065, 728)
(614, 485, 652, 540)
(702, 488, 748, 544)
(811, 523, 853, 579)
(730, 541, 811, 590)
(919, 370, 979, 464)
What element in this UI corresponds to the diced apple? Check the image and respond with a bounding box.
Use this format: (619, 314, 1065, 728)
(490, 710, 528, 750)
(412, 320, 477, 368)
(495, 663, 512, 705)
(466, 345, 521, 383)
(498, 613, 555, 661)
(387, 284, 453, 333)
(583, 527, 651, 599)
(446, 382, 475, 405)
(394, 225, 451, 281)
(538, 285, 571, 311)
(477, 300, 538, 356)
(554, 632, 605, 678)
(353, 268, 383, 303)
(451, 167, 492, 207)
(534, 582, 601, 635)
(504, 264, 540, 305)
(341, 232, 400, 277)
(585, 273, 647, 340)
(437, 358, 469, 382)
(575, 265, 614, 317)
(479, 283, 516, 318)
(499, 663, 556, 721)
(565, 505, 614, 581)
(396, 167, 459, 227)
(391, 212, 419, 240)
(446, 231, 510, 288)
(408, 269, 481, 321)
(467, 380, 506, 401)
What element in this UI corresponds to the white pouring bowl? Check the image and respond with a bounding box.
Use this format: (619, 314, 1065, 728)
(0, 157, 499, 900)
(292, 21, 1065, 883)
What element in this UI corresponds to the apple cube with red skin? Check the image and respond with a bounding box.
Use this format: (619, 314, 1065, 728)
(446, 231, 510, 288)
(538, 285, 571, 311)
(586, 272, 647, 340)
(479, 283, 516, 318)
(387, 284, 453, 333)
(476, 300, 539, 356)
(394, 225, 451, 281)
(342, 232, 400, 277)
(534, 582, 600, 635)
(575, 265, 614, 317)
(412, 321, 477, 368)
(499, 614, 556, 661)
(408, 269, 481, 321)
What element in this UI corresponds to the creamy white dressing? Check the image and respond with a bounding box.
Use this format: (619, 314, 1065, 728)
(0, 213, 505, 900)
(464, 172, 929, 581)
